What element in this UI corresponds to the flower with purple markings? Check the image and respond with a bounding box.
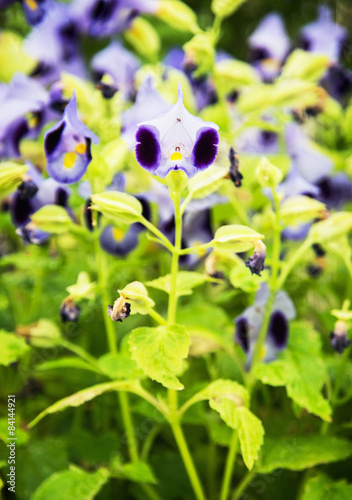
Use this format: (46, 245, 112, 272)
(44, 91, 99, 184)
(135, 83, 219, 178)
(235, 284, 296, 369)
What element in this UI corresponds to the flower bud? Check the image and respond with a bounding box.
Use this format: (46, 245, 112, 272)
(211, 0, 246, 19)
(330, 320, 351, 354)
(213, 225, 264, 252)
(256, 157, 283, 189)
(16, 319, 61, 348)
(183, 33, 215, 76)
(107, 296, 131, 322)
(60, 297, 80, 323)
(124, 17, 160, 59)
(156, 1, 199, 34)
(119, 281, 155, 315)
(245, 239, 266, 276)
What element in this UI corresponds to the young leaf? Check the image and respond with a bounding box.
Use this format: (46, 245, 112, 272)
(258, 436, 352, 474)
(255, 322, 331, 421)
(128, 325, 190, 390)
(302, 473, 352, 500)
(121, 462, 157, 484)
(32, 466, 109, 500)
(234, 407, 265, 470)
(98, 353, 142, 380)
(0, 330, 29, 366)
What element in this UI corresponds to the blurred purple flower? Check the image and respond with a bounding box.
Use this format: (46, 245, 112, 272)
(299, 6, 348, 63)
(235, 284, 296, 368)
(249, 13, 290, 81)
(100, 224, 140, 256)
(236, 127, 278, 155)
(135, 83, 219, 178)
(44, 91, 99, 184)
(70, 0, 157, 37)
(92, 42, 140, 100)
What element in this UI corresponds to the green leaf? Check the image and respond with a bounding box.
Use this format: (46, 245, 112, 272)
(0, 330, 29, 366)
(0, 32, 36, 82)
(98, 353, 142, 380)
(255, 322, 331, 421)
(16, 439, 69, 500)
(128, 325, 190, 390)
(302, 473, 352, 500)
(185, 379, 263, 469)
(30, 205, 73, 233)
(258, 436, 352, 474)
(309, 212, 352, 243)
(91, 191, 143, 224)
(36, 357, 100, 374)
(280, 196, 326, 227)
(28, 380, 143, 427)
(121, 462, 157, 484)
(146, 272, 215, 297)
(0, 418, 28, 446)
(211, 0, 247, 18)
(279, 49, 330, 82)
(32, 466, 109, 500)
(187, 165, 227, 199)
(234, 407, 265, 470)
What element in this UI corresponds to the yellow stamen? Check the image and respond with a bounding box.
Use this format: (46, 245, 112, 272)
(25, 0, 38, 10)
(63, 152, 76, 169)
(28, 116, 39, 129)
(170, 152, 183, 161)
(75, 143, 87, 155)
(112, 227, 125, 241)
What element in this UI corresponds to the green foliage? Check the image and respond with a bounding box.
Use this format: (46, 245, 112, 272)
(32, 466, 109, 500)
(146, 271, 216, 297)
(255, 322, 331, 421)
(0, 330, 29, 366)
(258, 436, 352, 473)
(128, 325, 190, 389)
(302, 474, 352, 500)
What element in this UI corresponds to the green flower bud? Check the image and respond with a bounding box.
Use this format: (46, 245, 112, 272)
(183, 33, 215, 77)
(66, 272, 96, 301)
(119, 281, 155, 315)
(211, 0, 247, 19)
(16, 319, 61, 349)
(309, 212, 352, 243)
(281, 196, 326, 227)
(279, 50, 330, 83)
(255, 157, 283, 189)
(30, 205, 73, 234)
(0, 162, 28, 198)
(91, 192, 143, 224)
(0, 31, 36, 83)
(124, 18, 160, 59)
(213, 225, 264, 252)
(156, 0, 199, 33)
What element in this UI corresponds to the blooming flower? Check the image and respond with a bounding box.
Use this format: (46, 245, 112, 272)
(248, 13, 290, 81)
(235, 284, 296, 368)
(92, 42, 140, 100)
(299, 6, 348, 64)
(44, 91, 99, 184)
(135, 83, 219, 178)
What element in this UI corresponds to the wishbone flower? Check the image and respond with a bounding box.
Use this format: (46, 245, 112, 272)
(135, 82, 220, 178)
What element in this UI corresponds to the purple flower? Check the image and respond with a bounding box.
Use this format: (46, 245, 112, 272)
(248, 13, 290, 81)
(321, 66, 352, 104)
(234, 284, 296, 368)
(236, 127, 278, 155)
(121, 77, 170, 148)
(100, 224, 140, 256)
(285, 124, 333, 184)
(92, 42, 140, 100)
(44, 92, 99, 184)
(299, 6, 348, 63)
(315, 173, 352, 209)
(135, 83, 220, 178)
(70, 0, 157, 37)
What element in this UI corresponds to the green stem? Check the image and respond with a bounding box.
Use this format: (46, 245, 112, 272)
(229, 194, 250, 226)
(170, 420, 206, 500)
(332, 345, 351, 405)
(277, 238, 311, 290)
(148, 307, 167, 325)
(94, 235, 117, 354)
(232, 470, 256, 500)
(166, 185, 206, 500)
(140, 216, 174, 253)
(59, 339, 104, 374)
(220, 431, 238, 500)
(119, 390, 139, 462)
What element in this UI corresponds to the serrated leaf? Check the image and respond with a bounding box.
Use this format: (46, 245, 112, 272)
(121, 462, 157, 484)
(0, 330, 29, 366)
(234, 407, 264, 470)
(128, 325, 190, 390)
(302, 473, 352, 500)
(258, 436, 352, 474)
(28, 380, 142, 427)
(32, 466, 109, 500)
(255, 322, 331, 421)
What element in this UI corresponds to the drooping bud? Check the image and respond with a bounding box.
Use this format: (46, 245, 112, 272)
(245, 239, 266, 276)
(107, 296, 131, 322)
(330, 319, 351, 354)
(228, 147, 243, 187)
(255, 156, 283, 189)
(60, 297, 80, 323)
